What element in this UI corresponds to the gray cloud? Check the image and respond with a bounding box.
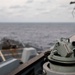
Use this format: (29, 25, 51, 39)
(0, 8, 4, 12)
(8, 5, 30, 15)
(10, 5, 22, 9)
(0, 0, 74, 22)
(26, 0, 34, 3)
(9, 5, 29, 10)
(36, 8, 46, 11)
(47, 0, 52, 2)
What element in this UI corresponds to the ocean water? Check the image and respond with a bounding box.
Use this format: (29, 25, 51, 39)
(0, 23, 75, 49)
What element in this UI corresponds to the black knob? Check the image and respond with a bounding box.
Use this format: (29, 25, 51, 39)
(72, 41, 75, 46)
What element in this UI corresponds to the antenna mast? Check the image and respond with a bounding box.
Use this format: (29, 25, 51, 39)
(70, 1, 75, 17)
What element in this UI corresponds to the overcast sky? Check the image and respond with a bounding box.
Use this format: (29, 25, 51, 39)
(0, 0, 75, 22)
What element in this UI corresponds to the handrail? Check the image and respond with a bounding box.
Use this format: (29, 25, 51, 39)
(0, 48, 23, 59)
(1, 48, 23, 51)
(0, 50, 6, 61)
